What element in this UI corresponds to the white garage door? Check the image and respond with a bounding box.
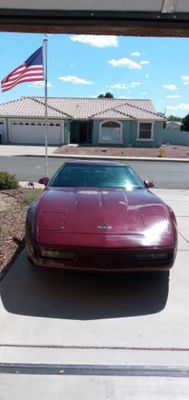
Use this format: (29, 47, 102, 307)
(10, 120, 62, 145)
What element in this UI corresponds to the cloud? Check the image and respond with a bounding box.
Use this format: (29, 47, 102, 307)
(108, 83, 129, 90)
(70, 35, 118, 48)
(131, 51, 141, 57)
(162, 84, 177, 90)
(181, 75, 189, 85)
(167, 103, 189, 111)
(145, 74, 150, 78)
(109, 57, 141, 69)
(29, 81, 52, 88)
(141, 91, 147, 95)
(140, 60, 150, 65)
(59, 75, 94, 85)
(130, 81, 142, 88)
(107, 81, 142, 90)
(166, 95, 182, 99)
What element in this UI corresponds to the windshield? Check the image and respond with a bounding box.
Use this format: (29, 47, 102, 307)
(49, 163, 145, 190)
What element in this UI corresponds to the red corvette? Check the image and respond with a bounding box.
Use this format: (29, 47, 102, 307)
(25, 160, 177, 272)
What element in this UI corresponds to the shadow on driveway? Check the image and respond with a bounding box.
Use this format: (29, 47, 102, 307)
(0, 250, 169, 320)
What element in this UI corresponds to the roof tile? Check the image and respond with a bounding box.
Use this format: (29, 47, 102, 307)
(0, 97, 164, 121)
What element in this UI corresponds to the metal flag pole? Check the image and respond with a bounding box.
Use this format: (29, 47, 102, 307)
(43, 34, 49, 177)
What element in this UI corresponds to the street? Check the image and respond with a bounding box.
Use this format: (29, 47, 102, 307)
(0, 155, 189, 189)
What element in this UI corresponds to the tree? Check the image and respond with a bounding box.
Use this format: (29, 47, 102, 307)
(167, 115, 182, 122)
(97, 92, 114, 98)
(181, 113, 189, 131)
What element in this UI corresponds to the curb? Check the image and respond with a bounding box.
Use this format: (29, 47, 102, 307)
(22, 153, 189, 162)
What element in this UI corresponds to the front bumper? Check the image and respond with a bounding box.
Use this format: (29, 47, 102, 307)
(26, 244, 177, 272)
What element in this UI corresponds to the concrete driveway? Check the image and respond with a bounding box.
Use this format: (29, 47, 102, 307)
(0, 189, 189, 399)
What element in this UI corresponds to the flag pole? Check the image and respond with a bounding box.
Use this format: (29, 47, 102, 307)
(43, 34, 49, 177)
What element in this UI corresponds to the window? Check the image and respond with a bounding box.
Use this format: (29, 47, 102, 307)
(138, 122, 153, 140)
(99, 121, 122, 144)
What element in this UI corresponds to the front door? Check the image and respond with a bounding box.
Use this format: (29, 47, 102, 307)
(79, 121, 92, 144)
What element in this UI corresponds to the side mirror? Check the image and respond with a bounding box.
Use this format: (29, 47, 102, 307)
(38, 177, 49, 186)
(144, 180, 154, 189)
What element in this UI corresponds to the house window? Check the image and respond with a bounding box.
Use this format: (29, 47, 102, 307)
(138, 123, 153, 140)
(99, 121, 122, 144)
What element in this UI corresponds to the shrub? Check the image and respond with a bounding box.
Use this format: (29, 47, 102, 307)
(0, 171, 19, 190)
(22, 189, 42, 204)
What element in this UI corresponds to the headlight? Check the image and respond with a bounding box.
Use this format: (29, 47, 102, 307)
(40, 249, 75, 260)
(136, 252, 172, 261)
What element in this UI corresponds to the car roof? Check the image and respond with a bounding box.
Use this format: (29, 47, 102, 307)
(63, 160, 128, 167)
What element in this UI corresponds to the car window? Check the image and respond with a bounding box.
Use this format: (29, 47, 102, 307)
(49, 164, 145, 190)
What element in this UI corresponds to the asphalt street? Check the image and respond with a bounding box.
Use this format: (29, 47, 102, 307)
(0, 155, 189, 189)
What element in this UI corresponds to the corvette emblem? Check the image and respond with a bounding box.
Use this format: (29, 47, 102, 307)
(97, 225, 112, 231)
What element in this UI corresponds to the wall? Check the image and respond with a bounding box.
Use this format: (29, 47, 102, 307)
(129, 121, 163, 148)
(92, 120, 163, 147)
(163, 127, 189, 146)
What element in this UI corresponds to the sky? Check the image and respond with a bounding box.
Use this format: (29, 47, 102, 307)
(0, 32, 189, 118)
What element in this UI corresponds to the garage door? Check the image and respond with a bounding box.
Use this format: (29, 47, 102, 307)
(10, 120, 62, 145)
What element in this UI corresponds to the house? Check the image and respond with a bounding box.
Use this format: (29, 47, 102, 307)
(0, 96, 165, 147)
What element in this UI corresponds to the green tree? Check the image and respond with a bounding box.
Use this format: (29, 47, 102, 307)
(167, 115, 182, 122)
(97, 92, 114, 98)
(181, 113, 189, 131)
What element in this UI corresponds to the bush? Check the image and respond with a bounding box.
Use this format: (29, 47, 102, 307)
(0, 171, 19, 190)
(22, 189, 42, 204)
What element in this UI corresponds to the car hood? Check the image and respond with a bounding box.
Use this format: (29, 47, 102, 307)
(36, 188, 171, 238)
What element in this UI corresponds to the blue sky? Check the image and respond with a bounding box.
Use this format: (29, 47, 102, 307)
(0, 32, 189, 117)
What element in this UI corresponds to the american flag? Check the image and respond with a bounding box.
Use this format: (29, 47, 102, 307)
(1, 46, 44, 92)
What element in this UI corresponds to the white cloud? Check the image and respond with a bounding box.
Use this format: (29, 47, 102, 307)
(145, 74, 150, 78)
(167, 103, 189, 111)
(166, 94, 182, 99)
(109, 57, 141, 70)
(59, 75, 94, 85)
(140, 60, 150, 65)
(108, 83, 129, 90)
(108, 81, 142, 90)
(181, 75, 189, 85)
(70, 35, 118, 48)
(162, 84, 177, 91)
(130, 81, 142, 88)
(131, 51, 140, 57)
(29, 81, 52, 88)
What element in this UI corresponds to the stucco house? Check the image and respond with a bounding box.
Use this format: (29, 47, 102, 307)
(0, 96, 165, 147)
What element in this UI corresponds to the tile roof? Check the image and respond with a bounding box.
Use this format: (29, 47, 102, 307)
(0, 96, 164, 121)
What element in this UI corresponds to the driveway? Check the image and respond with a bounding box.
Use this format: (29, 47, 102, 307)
(0, 189, 189, 399)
